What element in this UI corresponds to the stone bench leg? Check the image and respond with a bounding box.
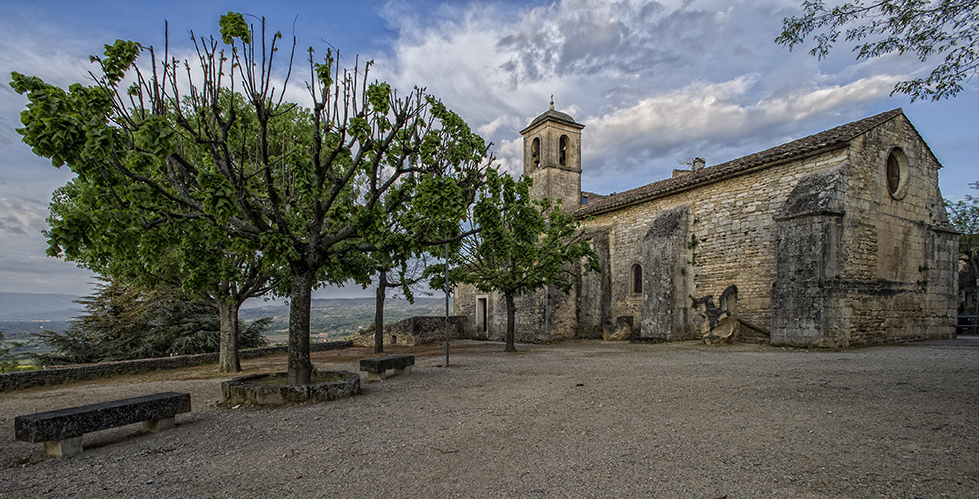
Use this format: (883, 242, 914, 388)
(143, 416, 175, 433)
(44, 436, 83, 458)
(367, 371, 386, 383)
(394, 366, 412, 376)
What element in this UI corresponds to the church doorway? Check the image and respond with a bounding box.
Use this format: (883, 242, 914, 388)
(477, 296, 488, 333)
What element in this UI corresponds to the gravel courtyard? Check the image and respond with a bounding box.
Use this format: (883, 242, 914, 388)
(1, 339, 977, 498)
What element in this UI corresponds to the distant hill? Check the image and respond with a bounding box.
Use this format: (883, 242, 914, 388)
(0, 294, 448, 345)
(0, 292, 83, 320)
(239, 296, 445, 318)
(240, 297, 448, 343)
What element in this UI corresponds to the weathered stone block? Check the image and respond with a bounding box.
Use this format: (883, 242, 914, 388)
(222, 372, 359, 406)
(641, 205, 693, 341)
(44, 436, 82, 458)
(360, 355, 414, 383)
(142, 416, 175, 433)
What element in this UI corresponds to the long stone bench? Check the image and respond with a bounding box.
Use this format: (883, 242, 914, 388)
(14, 392, 191, 457)
(359, 355, 414, 382)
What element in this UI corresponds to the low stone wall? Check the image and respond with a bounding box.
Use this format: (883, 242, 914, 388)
(353, 316, 470, 347)
(0, 340, 353, 392)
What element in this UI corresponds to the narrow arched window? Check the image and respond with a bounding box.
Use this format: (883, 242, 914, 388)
(477, 296, 488, 333)
(559, 135, 568, 166)
(532, 137, 541, 165)
(631, 264, 642, 294)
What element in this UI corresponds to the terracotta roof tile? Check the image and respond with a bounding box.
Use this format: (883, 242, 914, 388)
(575, 108, 904, 217)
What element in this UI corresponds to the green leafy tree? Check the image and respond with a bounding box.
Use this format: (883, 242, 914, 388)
(431, 169, 600, 352)
(366, 168, 482, 353)
(948, 182, 979, 319)
(776, 1, 979, 100)
(33, 278, 269, 365)
(11, 13, 487, 384)
(47, 174, 279, 373)
(1, 331, 21, 373)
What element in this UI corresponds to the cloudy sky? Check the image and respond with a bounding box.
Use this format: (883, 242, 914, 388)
(1, 0, 976, 298)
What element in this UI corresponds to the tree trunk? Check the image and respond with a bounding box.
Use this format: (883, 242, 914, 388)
(287, 266, 314, 385)
(374, 270, 387, 354)
(217, 300, 241, 373)
(504, 292, 517, 352)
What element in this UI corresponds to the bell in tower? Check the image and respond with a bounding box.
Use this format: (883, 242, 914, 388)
(520, 98, 585, 213)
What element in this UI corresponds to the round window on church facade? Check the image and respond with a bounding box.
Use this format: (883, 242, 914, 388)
(886, 147, 909, 200)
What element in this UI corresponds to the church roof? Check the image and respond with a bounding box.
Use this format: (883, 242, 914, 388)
(576, 108, 908, 217)
(521, 108, 585, 134)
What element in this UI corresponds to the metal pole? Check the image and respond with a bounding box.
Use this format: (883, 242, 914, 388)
(445, 241, 450, 367)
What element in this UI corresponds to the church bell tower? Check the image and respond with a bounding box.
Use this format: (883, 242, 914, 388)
(520, 99, 585, 213)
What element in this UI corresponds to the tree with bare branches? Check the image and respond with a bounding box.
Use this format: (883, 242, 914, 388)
(11, 13, 487, 384)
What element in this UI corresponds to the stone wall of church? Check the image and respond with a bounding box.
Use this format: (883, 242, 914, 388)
(578, 230, 612, 338)
(529, 167, 582, 214)
(454, 114, 957, 347)
(451, 283, 481, 338)
(640, 205, 696, 341)
(452, 284, 566, 344)
(524, 119, 583, 214)
(770, 169, 848, 345)
(828, 116, 957, 345)
(581, 148, 850, 340)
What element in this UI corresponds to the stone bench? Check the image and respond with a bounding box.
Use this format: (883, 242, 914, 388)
(14, 392, 191, 458)
(359, 355, 414, 382)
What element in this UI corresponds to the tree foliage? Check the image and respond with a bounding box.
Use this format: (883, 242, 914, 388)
(431, 169, 599, 352)
(365, 167, 481, 353)
(948, 182, 979, 315)
(0, 331, 19, 373)
(33, 278, 269, 365)
(11, 13, 487, 384)
(777, 1, 979, 100)
(46, 171, 279, 373)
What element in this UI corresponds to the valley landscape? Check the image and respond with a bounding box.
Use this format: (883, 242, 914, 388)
(0, 292, 447, 358)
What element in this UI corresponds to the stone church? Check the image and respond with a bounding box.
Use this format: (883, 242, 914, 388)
(453, 104, 959, 347)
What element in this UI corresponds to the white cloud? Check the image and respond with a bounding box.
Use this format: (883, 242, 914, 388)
(372, 0, 919, 196)
(584, 72, 899, 160)
(0, 0, 971, 296)
(494, 138, 525, 177)
(0, 197, 48, 237)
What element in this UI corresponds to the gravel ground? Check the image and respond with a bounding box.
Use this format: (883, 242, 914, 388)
(1, 339, 977, 498)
